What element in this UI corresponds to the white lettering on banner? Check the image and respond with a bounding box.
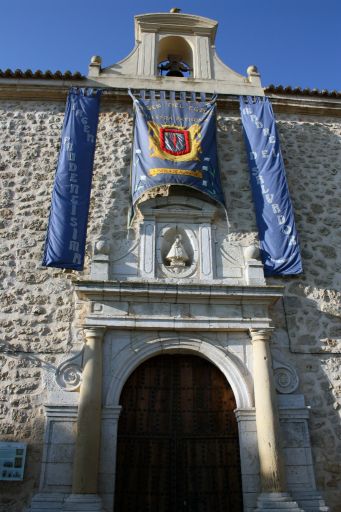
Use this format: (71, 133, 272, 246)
(243, 103, 297, 252)
(69, 241, 80, 251)
(64, 97, 98, 266)
(63, 138, 73, 151)
(73, 253, 82, 264)
(75, 108, 96, 145)
(282, 225, 292, 235)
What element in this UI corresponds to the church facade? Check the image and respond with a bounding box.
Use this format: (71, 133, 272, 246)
(0, 10, 340, 512)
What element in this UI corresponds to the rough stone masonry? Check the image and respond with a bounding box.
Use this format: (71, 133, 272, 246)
(0, 92, 340, 511)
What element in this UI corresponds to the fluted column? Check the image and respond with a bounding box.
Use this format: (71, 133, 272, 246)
(250, 328, 286, 492)
(72, 326, 106, 494)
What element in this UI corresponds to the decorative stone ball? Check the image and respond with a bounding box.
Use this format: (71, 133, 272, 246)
(94, 239, 110, 255)
(244, 244, 260, 260)
(91, 55, 102, 65)
(247, 65, 259, 76)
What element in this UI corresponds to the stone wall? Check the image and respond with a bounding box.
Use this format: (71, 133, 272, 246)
(0, 96, 340, 511)
(0, 99, 134, 511)
(217, 108, 341, 510)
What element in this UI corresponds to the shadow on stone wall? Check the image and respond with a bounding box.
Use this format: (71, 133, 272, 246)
(0, 414, 45, 512)
(217, 114, 341, 511)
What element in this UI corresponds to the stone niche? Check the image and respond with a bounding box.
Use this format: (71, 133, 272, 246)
(138, 195, 218, 281)
(91, 193, 266, 285)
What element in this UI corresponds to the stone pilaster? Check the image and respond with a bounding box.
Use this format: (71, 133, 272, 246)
(250, 328, 302, 512)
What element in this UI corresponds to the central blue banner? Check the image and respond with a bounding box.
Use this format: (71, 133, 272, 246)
(130, 91, 225, 209)
(240, 96, 302, 276)
(42, 88, 101, 270)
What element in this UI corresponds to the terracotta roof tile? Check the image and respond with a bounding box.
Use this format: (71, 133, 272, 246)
(0, 69, 84, 80)
(265, 84, 341, 98)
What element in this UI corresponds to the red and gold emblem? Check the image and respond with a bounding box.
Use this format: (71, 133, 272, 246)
(148, 122, 202, 162)
(160, 127, 190, 156)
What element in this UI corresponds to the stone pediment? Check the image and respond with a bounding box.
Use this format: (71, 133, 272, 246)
(87, 11, 264, 96)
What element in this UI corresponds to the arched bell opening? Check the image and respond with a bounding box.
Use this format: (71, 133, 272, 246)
(114, 353, 244, 512)
(158, 36, 193, 77)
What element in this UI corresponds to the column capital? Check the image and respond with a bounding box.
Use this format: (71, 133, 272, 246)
(83, 326, 106, 342)
(249, 328, 274, 343)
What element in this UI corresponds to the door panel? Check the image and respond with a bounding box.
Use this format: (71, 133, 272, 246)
(114, 355, 243, 512)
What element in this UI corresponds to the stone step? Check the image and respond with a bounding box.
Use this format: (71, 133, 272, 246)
(256, 492, 303, 511)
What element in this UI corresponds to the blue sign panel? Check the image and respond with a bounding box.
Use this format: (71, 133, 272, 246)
(42, 88, 101, 270)
(130, 91, 225, 210)
(240, 96, 302, 276)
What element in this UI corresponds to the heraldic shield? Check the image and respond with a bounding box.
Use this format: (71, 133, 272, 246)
(130, 90, 225, 211)
(160, 127, 190, 156)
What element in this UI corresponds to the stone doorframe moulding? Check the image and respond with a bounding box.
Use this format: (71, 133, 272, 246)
(104, 333, 253, 409)
(29, 329, 329, 512)
(101, 331, 255, 512)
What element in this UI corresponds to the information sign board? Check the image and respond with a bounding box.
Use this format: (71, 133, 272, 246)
(0, 442, 27, 481)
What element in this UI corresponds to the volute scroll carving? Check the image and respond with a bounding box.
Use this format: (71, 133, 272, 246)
(272, 358, 299, 394)
(55, 348, 84, 392)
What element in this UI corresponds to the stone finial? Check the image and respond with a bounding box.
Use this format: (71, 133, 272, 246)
(94, 239, 110, 255)
(243, 244, 260, 261)
(170, 7, 181, 13)
(247, 65, 259, 76)
(88, 55, 102, 77)
(90, 55, 102, 65)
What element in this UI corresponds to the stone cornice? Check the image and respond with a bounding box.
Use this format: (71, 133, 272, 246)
(75, 279, 283, 304)
(1, 81, 341, 116)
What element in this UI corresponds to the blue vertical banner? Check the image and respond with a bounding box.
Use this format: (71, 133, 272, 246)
(240, 96, 302, 276)
(130, 91, 225, 211)
(42, 88, 101, 270)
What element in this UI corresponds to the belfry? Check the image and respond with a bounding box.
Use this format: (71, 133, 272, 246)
(0, 8, 339, 512)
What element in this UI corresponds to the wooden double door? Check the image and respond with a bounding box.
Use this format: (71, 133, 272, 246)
(114, 354, 243, 512)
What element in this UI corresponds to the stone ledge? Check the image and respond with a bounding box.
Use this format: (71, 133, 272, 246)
(75, 279, 283, 303)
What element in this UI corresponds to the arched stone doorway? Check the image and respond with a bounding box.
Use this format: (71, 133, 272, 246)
(114, 354, 243, 512)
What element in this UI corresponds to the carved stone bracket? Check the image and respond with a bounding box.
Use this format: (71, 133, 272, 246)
(55, 348, 84, 392)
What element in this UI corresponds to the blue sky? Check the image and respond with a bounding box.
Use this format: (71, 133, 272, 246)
(1, 0, 340, 90)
